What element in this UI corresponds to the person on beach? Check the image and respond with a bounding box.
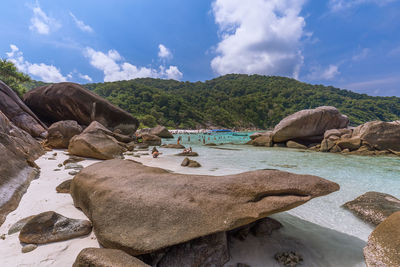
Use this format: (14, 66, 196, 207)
(177, 136, 182, 145)
(152, 151, 160, 158)
(152, 147, 158, 154)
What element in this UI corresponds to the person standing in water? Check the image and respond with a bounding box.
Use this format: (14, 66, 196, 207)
(177, 136, 182, 144)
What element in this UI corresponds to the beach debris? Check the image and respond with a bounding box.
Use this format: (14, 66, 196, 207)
(274, 251, 303, 267)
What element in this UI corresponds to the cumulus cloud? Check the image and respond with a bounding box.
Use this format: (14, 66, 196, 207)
(6, 44, 67, 82)
(158, 44, 172, 59)
(29, 2, 60, 35)
(211, 0, 306, 79)
(69, 12, 94, 33)
(328, 0, 396, 11)
(84, 47, 183, 81)
(308, 64, 340, 80)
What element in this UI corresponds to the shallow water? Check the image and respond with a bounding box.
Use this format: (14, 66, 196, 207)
(140, 134, 400, 241)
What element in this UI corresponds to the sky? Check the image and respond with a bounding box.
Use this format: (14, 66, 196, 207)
(1, 0, 400, 96)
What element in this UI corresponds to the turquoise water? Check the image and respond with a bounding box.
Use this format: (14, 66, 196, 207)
(173, 132, 252, 145)
(156, 133, 400, 241)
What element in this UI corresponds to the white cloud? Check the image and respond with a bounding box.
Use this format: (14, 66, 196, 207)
(308, 64, 340, 80)
(69, 12, 94, 33)
(78, 73, 93, 82)
(84, 47, 183, 81)
(328, 0, 397, 11)
(352, 48, 370, 61)
(6, 44, 67, 82)
(158, 44, 173, 59)
(29, 2, 60, 35)
(210, 0, 306, 79)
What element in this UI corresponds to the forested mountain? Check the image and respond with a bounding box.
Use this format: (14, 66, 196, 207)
(82, 74, 400, 129)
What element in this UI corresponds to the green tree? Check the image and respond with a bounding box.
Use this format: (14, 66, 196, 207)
(0, 59, 31, 97)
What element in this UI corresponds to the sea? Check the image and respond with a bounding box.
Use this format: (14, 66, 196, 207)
(132, 131, 400, 267)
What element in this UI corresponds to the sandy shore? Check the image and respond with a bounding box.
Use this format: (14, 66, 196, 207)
(0, 150, 101, 267)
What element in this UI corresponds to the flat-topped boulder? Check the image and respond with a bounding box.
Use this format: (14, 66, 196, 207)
(46, 120, 82, 149)
(252, 132, 273, 147)
(272, 106, 349, 143)
(0, 111, 43, 226)
(73, 248, 150, 267)
(136, 125, 173, 139)
(364, 211, 400, 267)
(160, 144, 185, 149)
(23, 82, 139, 135)
(0, 80, 47, 138)
(71, 159, 339, 255)
(352, 120, 400, 151)
(68, 121, 126, 160)
(343, 192, 400, 225)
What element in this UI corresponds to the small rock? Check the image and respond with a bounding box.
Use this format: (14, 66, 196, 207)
(47, 157, 56, 160)
(64, 163, 84, 170)
(274, 251, 303, 267)
(19, 211, 92, 244)
(160, 144, 185, 149)
(181, 157, 201, 168)
(63, 155, 85, 165)
(21, 244, 37, 253)
(57, 163, 63, 167)
(56, 179, 72, 193)
(53, 168, 61, 171)
(52, 152, 57, 156)
(175, 152, 199, 157)
(237, 263, 251, 267)
(1, 234, 5, 240)
(124, 152, 134, 156)
(69, 171, 79, 176)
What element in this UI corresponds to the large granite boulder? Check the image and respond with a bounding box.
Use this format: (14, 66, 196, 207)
(73, 248, 150, 267)
(19, 211, 92, 244)
(352, 121, 400, 151)
(0, 80, 47, 138)
(272, 106, 349, 143)
(137, 125, 173, 139)
(23, 82, 139, 135)
(364, 211, 400, 267)
(46, 120, 82, 148)
(343, 192, 400, 226)
(68, 121, 125, 160)
(0, 111, 43, 226)
(71, 159, 339, 256)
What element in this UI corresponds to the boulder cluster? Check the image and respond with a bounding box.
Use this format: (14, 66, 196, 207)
(249, 106, 400, 156)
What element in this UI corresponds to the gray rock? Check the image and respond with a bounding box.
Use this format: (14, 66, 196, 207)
(343, 192, 400, 225)
(274, 251, 303, 267)
(56, 179, 72, 193)
(19, 211, 92, 244)
(21, 244, 37, 253)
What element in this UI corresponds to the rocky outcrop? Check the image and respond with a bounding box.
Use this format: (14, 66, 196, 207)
(73, 248, 150, 267)
(0, 111, 43, 226)
(23, 82, 139, 135)
(364, 211, 400, 267)
(343, 192, 400, 226)
(175, 152, 199, 157)
(19, 211, 92, 244)
(71, 159, 339, 256)
(0, 80, 47, 138)
(181, 157, 201, 167)
(272, 106, 349, 143)
(137, 125, 173, 139)
(352, 121, 400, 151)
(68, 121, 126, 160)
(251, 132, 273, 147)
(160, 144, 185, 149)
(140, 134, 161, 146)
(46, 120, 82, 148)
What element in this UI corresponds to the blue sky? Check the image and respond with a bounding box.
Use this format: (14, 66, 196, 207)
(1, 0, 400, 96)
